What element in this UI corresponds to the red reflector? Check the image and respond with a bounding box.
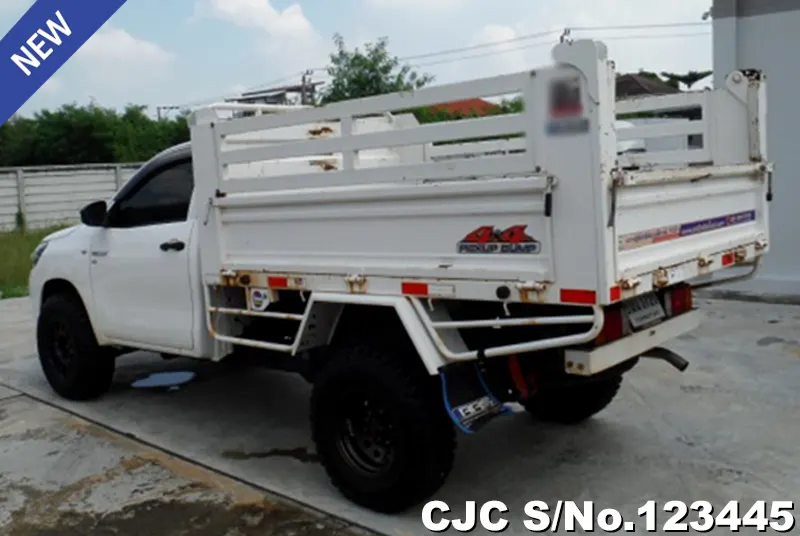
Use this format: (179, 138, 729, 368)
(560, 288, 597, 304)
(401, 282, 428, 295)
(722, 252, 735, 266)
(609, 286, 621, 302)
(595, 308, 623, 345)
(670, 284, 693, 315)
(267, 276, 288, 288)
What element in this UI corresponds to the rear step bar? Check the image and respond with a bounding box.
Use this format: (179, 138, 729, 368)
(564, 309, 702, 376)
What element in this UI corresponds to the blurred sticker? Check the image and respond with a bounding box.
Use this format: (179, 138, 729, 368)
(546, 117, 590, 135)
(249, 287, 270, 311)
(619, 210, 756, 251)
(546, 76, 588, 136)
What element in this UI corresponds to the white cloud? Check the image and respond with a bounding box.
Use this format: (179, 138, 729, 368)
(37, 76, 62, 94)
(194, 0, 327, 72)
(51, 27, 178, 108)
(365, 0, 461, 12)
(77, 27, 174, 70)
(469, 25, 530, 77)
(197, 0, 314, 40)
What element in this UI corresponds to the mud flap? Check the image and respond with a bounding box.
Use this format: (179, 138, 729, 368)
(439, 361, 511, 434)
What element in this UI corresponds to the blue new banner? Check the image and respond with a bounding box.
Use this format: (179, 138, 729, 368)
(0, 0, 128, 125)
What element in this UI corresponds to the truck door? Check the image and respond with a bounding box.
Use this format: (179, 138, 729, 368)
(89, 158, 196, 351)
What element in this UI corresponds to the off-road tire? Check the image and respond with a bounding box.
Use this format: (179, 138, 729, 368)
(310, 342, 456, 514)
(37, 293, 115, 401)
(522, 375, 622, 424)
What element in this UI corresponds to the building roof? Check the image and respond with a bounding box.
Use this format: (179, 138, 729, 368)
(226, 82, 325, 104)
(616, 74, 681, 97)
(429, 98, 500, 116)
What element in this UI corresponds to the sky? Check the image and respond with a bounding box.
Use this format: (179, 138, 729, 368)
(0, 0, 714, 118)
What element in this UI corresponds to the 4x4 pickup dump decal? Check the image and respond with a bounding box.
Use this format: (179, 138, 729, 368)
(618, 210, 757, 251)
(457, 225, 541, 255)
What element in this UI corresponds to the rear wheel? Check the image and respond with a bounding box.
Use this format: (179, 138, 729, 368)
(37, 293, 115, 401)
(522, 374, 622, 424)
(310, 341, 456, 513)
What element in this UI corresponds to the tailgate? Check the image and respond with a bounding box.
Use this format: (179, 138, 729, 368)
(612, 70, 770, 290)
(614, 165, 769, 285)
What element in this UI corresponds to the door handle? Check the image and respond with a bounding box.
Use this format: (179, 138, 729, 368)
(159, 239, 185, 252)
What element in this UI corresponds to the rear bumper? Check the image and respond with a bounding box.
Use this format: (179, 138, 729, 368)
(563, 309, 703, 376)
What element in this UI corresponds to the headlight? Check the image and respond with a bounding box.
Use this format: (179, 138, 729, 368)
(31, 241, 49, 268)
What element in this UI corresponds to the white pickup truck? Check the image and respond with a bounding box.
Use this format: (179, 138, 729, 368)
(28, 39, 771, 513)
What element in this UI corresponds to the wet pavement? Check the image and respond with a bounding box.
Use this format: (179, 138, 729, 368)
(2, 296, 800, 535)
(0, 388, 365, 536)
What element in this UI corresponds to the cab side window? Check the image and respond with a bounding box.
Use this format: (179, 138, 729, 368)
(109, 160, 194, 228)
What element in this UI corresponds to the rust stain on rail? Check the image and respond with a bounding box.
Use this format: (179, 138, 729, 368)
(309, 159, 338, 171)
(307, 126, 334, 137)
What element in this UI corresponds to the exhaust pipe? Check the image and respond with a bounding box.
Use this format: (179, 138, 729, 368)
(640, 346, 690, 372)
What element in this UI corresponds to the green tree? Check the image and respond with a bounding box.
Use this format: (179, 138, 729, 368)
(319, 34, 435, 104)
(0, 103, 190, 167)
(112, 105, 189, 162)
(660, 70, 713, 90)
(636, 70, 680, 90)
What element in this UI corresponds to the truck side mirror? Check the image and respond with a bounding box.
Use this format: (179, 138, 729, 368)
(80, 200, 108, 227)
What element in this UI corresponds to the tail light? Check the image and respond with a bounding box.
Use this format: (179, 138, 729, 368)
(594, 306, 624, 346)
(666, 284, 693, 316)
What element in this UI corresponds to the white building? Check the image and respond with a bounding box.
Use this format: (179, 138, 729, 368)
(713, 0, 800, 297)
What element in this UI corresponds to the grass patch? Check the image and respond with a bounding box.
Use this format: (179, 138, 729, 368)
(0, 225, 70, 299)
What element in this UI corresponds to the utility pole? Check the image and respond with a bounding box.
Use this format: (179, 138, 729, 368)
(300, 69, 314, 105)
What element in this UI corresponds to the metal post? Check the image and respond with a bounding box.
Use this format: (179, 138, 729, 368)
(114, 165, 123, 190)
(15, 168, 25, 229)
(301, 70, 314, 105)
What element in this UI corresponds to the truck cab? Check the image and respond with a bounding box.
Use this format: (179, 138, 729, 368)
(29, 142, 215, 362)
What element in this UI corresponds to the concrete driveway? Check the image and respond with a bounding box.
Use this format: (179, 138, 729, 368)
(0, 387, 359, 535)
(2, 296, 800, 535)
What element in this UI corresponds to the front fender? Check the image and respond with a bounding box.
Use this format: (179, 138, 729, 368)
(28, 227, 106, 344)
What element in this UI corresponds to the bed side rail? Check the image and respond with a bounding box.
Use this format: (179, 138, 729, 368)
(615, 69, 767, 171)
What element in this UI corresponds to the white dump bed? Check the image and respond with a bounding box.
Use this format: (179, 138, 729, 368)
(188, 39, 770, 307)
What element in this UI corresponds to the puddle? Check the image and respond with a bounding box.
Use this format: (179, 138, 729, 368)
(131, 371, 196, 391)
(757, 336, 786, 347)
(221, 447, 319, 464)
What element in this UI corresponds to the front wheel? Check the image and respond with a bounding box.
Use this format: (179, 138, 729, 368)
(37, 293, 115, 401)
(522, 374, 622, 424)
(310, 342, 456, 514)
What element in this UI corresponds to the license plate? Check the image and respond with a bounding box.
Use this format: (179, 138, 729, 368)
(623, 292, 666, 330)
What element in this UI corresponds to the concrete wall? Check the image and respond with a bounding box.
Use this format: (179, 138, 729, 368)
(713, 0, 800, 297)
(0, 164, 141, 231)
